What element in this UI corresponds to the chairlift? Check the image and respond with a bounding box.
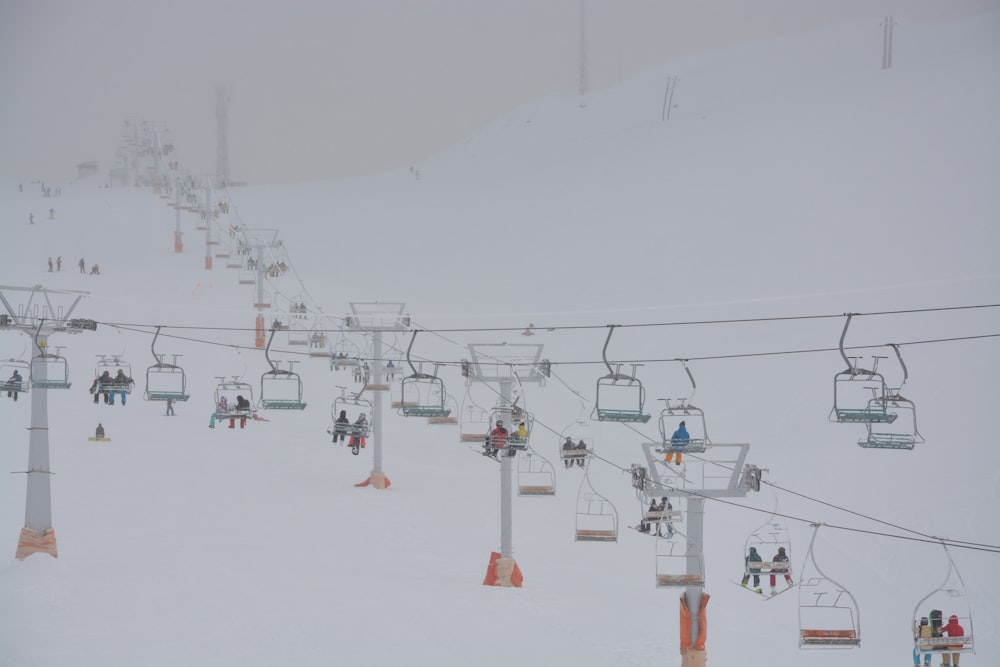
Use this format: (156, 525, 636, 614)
(798, 524, 861, 648)
(144, 326, 190, 402)
(459, 400, 490, 443)
(636, 492, 681, 537)
(831, 314, 896, 424)
(911, 541, 975, 656)
(1, 357, 31, 398)
(327, 384, 372, 445)
(517, 445, 556, 496)
(655, 530, 705, 587)
(488, 406, 533, 453)
(260, 328, 306, 409)
(93, 354, 135, 404)
(213, 376, 255, 426)
(397, 331, 451, 418)
(741, 515, 794, 596)
(559, 435, 593, 467)
(858, 344, 924, 450)
(574, 457, 618, 542)
(329, 332, 362, 371)
(592, 325, 650, 423)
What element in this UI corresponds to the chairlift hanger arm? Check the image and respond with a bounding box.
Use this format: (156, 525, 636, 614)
(600, 324, 618, 375)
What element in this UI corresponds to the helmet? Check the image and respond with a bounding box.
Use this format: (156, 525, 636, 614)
(749, 547, 757, 552)
(778, 547, 786, 554)
(496, 420, 503, 426)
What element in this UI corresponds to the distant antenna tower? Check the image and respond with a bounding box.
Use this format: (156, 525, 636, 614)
(881, 16, 896, 69)
(216, 85, 230, 188)
(578, 0, 588, 97)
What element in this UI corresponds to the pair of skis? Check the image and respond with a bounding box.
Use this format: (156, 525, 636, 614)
(731, 580, 797, 601)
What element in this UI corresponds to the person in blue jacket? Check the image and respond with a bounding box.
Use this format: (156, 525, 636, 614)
(664, 420, 690, 465)
(740, 546, 763, 592)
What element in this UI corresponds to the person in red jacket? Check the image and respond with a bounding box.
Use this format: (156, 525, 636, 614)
(484, 420, 508, 459)
(940, 615, 965, 667)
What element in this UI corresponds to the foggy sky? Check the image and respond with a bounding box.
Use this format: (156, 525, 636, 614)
(1, 0, 994, 187)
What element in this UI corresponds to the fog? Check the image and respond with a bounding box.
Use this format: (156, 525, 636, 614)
(1, 0, 995, 187)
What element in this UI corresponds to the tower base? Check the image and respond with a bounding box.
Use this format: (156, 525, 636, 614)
(354, 471, 391, 489)
(483, 552, 523, 587)
(16, 527, 58, 560)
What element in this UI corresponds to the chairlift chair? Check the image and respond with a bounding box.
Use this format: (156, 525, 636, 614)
(30, 350, 71, 389)
(830, 315, 896, 424)
(912, 542, 975, 656)
(327, 386, 373, 442)
(657, 399, 709, 455)
(742, 517, 794, 594)
(574, 462, 618, 542)
(798, 524, 861, 648)
(858, 345, 923, 449)
(214, 377, 254, 420)
(143, 327, 190, 402)
(516, 446, 556, 496)
(655, 532, 705, 587)
(260, 329, 306, 410)
(592, 325, 651, 423)
(460, 403, 490, 443)
(489, 407, 533, 452)
(94, 355, 134, 403)
(398, 332, 451, 418)
(560, 435, 593, 466)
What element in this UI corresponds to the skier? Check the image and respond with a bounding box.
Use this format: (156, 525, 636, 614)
(514, 421, 529, 442)
(165, 398, 175, 416)
(90, 263, 100, 275)
(768, 546, 794, 594)
(48, 257, 53, 272)
(90, 370, 112, 404)
(913, 617, 932, 667)
(79, 257, 86, 274)
(575, 439, 587, 467)
(29, 213, 34, 224)
(56, 256, 62, 271)
(664, 420, 690, 465)
(484, 419, 507, 459)
(5, 369, 22, 401)
(740, 546, 763, 593)
(109, 368, 133, 405)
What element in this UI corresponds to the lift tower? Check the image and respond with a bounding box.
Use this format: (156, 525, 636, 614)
(216, 85, 231, 188)
(0, 285, 94, 559)
(345, 303, 409, 489)
(466, 343, 546, 587)
(239, 228, 281, 347)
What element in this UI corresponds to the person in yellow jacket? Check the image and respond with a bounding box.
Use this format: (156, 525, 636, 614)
(913, 617, 932, 667)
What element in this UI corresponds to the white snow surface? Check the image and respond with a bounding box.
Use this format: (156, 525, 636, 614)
(2, 12, 999, 667)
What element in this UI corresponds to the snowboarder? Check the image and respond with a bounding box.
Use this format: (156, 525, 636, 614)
(769, 546, 794, 594)
(665, 420, 690, 465)
(95, 423, 105, 440)
(740, 546, 763, 592)
(349, 413, 368, 454)
(90, 264, 100, 275)
(5, 369, 22, 401)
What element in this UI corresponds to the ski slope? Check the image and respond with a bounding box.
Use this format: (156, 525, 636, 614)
(2, 11, 999, 667)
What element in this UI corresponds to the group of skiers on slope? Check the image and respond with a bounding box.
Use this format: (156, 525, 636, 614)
(914, 610, 966, 667)
(332, 410, 368, 454)
(209, 395, 253, 429)
(88, 369, 134, 405)
(740, 546, 794, 596)
(561, 436, 588, 469)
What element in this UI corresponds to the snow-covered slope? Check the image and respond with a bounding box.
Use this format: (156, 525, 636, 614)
(1, 11, 998, 667)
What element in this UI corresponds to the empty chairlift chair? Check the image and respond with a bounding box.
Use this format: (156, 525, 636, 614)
(259, 329, 306, 410)
(516, 445, 556, 496)
(397, 331, 451, 419)
(798, 524, 861, 649)
(143, 326, 190, 402)
(830, 314, 896, 425)
(592, 325, 651, 423)
(858, 344, 924, 450)
(574, 458, 618, 542)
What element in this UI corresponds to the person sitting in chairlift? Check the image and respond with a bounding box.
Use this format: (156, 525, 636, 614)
(333, 409, 350, 443)
(740, 546, 763, 593)
(769, 546, 793, 594)
(514, 421, 529, 441)
(575, 439, 588, 467)
(562, 436, 575, 468)
(349, 413, 368, 454)
(230, 395, 251, 429)
(6, 369, 22, 401)
(665, 420, 690, 466)
(485, 419, 508, 458)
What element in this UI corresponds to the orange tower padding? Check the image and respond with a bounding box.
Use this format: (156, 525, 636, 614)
(205, 255, 213, 270)
(254, 315, 265, 348)
(679, 593, 709, 667)
(174, 231, 183, 253)
(482, 551, 523, 587)
(355, 472, 391, 489)
(16, 527, 58, 560)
